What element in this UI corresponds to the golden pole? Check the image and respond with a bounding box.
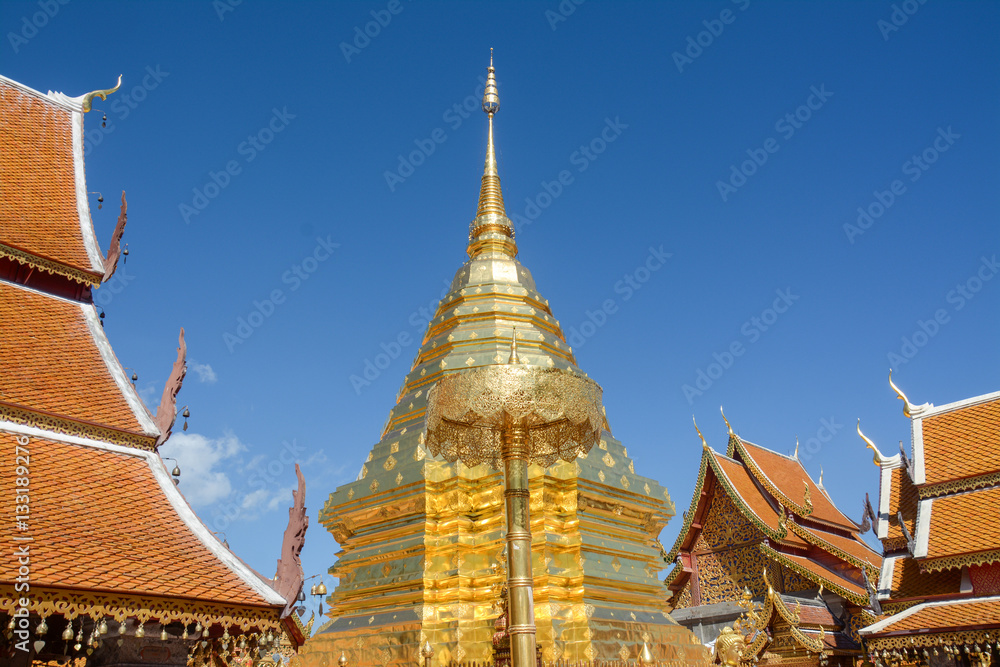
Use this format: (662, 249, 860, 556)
(502, 420, 536, 667)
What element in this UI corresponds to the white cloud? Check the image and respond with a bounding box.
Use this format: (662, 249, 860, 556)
(189, 360, 218, 384)
(159, 431, 245, 506)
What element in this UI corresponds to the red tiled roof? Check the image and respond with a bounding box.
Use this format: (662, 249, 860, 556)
(0, 78, 102, 279)
(738, 440, 857, 530)
(773, 550, 867, 600)
(801, 523, 881, 567)
(926, 487, 1000, 560)
(922, 397, 1000, 485)
(866, 597, 1000, 635)
(0, 281, 152, 435)
(885, 467, 918, 544)
(712, 452, 808, 548)
(0, 432, 276, 607)
(889, 556, 962, 600)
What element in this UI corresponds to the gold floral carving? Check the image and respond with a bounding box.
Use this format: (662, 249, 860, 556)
(696, 546, 767, 604)
(0, 585, 281, 632)
(0, 242, 101, 285)
(603, 452, 615, 468)
(0, 405, 156, 450)
(695, 486, 759, 552)
(921, 548, 1000, 573)
(919, 470, 1000, 498)
(384, 455, 397, 471)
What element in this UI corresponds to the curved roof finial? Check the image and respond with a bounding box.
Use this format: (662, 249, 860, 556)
(720, 406, 733, 436)
(888, 369, 915, 417)
(857, 419, 886, 467)
(693, 416, 708, 450)
(81, 74, 122, 113)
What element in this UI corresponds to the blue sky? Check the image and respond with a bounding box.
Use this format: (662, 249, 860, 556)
(3, 0, 998, 620)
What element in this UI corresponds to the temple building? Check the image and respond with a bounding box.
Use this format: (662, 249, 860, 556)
(0, 74, 307, 666)
(665, 415, 881, 666)
(858, 380, 1000, 665)
(300, 58, 709, 667)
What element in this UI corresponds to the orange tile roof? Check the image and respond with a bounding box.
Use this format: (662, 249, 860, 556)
(922, 397, 1000, 485)
(0, 432, 275, 607)
(867, 597, 1000, 635)
(886, 467, 918, 544)
(0, 79, 102, 279)
(773, 550, 867, 600)
(712, 452, 808, 548)
(0, 282, 151, 435)
(926, 487, 1000, 560)
(738, 440, 857, 530)
(889, 556, 962, 599)
(800, 523, 881, 567)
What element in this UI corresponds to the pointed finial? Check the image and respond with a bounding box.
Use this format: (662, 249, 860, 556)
(81, 74, 122, 112)
(888, 369, 916, 417)
(640, 641, 654, 666)
(720, 406, 733, 436)
(793, 436, 800, 460)
(818, 467, 825, 490)
(857, 419, 886, 467)
(467, 51, 516, 259)
(693, 416, 708, 450)
(507, 328, 520, 364)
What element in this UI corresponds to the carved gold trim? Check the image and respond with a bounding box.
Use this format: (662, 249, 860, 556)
(734, 438, 812, 517)
(919, 472, 1000, 499)
(0, 584, 282, 632)
(920, 548, 1000, 573)
(759, 544, 867, 607)
(666, 451, 710, 562)
(0, 403, 156, 450)
(789, 625, 826, 654)
(786, 520, 880, 582)
(709, 453, 788, 543)
(0, 242, 102, 286)
(866, 629, 998, 650)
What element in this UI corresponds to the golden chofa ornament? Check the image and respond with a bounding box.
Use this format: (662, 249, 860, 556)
(424, 333, 605, 667)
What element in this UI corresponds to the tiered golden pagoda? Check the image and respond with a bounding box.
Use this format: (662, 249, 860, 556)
(299, 55, 709, 667)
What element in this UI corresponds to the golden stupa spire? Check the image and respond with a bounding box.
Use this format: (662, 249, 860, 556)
(467, 49, 517, 259)
(477, 49, 504, 217)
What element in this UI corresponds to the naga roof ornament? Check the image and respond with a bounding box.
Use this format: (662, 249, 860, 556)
(856, 419, 887, 466)
(693, 415, 709, 449)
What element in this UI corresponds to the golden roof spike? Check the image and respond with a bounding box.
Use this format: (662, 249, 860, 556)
(857, 419, 886, 467)
(720, 406, 733, 436)
(81, 74, 122, 112)
(507, 328, 520, 364)
(693, 416, 708, 450)
(888, 369, 915, 417)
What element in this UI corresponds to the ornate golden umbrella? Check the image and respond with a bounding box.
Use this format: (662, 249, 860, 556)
(424, 341, 604, 667)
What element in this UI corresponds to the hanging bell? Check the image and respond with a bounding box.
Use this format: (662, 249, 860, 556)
(98, 618, 108, 635)
(161, 627, 169, 641)
(135, 624, 144, 639)
(131, 372, 138, 384)
(123, 244, 129, 264)
(97, 194, 103, 209)
(62, 622, 74, 642)
(102, 113, 107, 128)
(182, 407, 190, 431)
(36, 618, 48, 635)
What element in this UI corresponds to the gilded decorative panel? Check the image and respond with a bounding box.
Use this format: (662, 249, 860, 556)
(693, 486, 760, 553)
(696, 545, 767, 604)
